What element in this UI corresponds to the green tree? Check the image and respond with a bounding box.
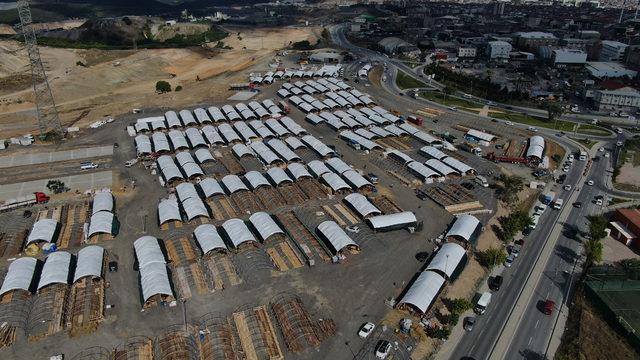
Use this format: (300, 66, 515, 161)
(175, 85, 183, 92)
(477, 247, 507, 270)
(321, 28, 329, 39)
(155, 80, 172, 93)
(497, 174, 524, 205)
(588, 215, 608, 241)
(546, 101, 564, 126)
(499, 210, 533, 242)
(620, 258, 640, 279)
(584, 238, 603, 268)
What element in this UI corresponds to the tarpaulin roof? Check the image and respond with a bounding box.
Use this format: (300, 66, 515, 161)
(88, 211, 114, 237)
(222, 174, 249, 194)
(202, 125, 225, 144)
(426, 242, 467, 278)
(316, 221, 358, 254)
(344, 193, 381, 218)
(245, 171, 271, 190)
(307, 160, 331, 177)
(198, 177, 225, 198)
(92, 191, 113, 215)
(179, 109, 197, 126)
(222, 219, 257, 248)
(194, 148, 215, 164)
(321, 172, 351, 192)
(425, 159, 458, 176)
(420, 146, 447, 160)
(249, 212, 284, 242)
(0, 257, 37, 295)
(27, 219, 58, 245)
(287, 162, 312, 179)
(134, 236, 165, 268)
(74, 245, 104, 282)
(445, 214, 481, 242)
(193, 224, 227, 255)
(38, 251, 71, 290)
(158, 197, 181, 225)
(341, 170, 372, 189)
(139, 261, 173, 303)
(326, 157, 352, 174)
(366, 212, 418, 231)
(185, 128, 207, 148)
(232, 143, 254, 158)
(266, 167, 293, 186)
(398, 271, 445, 314)
(267, 139, 300, 162)
(168, 130, 189, 150)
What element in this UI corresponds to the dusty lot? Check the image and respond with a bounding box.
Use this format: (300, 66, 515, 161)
(0, 26, 318, 137)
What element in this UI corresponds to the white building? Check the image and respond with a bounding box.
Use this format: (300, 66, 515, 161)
(600, 40, 628, 62)
(586, 62, 637, 79)
(486, 41, 512, 59)
(593, 87, 640, 112)
(552, 49, 587, 65)
(457, 47, 477, 58)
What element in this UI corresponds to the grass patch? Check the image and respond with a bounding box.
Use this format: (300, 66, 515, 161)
(570, 137, 598, 149)
(614, 182, 640, 193)
(491, 112, 612, 136)
(619, 138, 640, 167)
(419, 91, 477, 108)
(396, 70, 426, 90)
(609, 197, 630, 206)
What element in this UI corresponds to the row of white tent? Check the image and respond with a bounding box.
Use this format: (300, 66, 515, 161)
(307, 106, 401, 129)
(343, 193, 419, 232)
(385, 148, 475, 181)
(249, 65, 342, 84)
(87, 190, 116, 239)
(277, 79, 362, 99)
(156, 157, 373, 224)
(285, 91, 374, 113)
(133, 100, 283, 134)
(0, 246, 105, 296)
(398, 215, 480, 314)
(134, 117, 308, 156)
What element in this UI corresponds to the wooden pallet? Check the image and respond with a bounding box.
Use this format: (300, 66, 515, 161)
(277, 212, 330, 263)
(277, 183, 308, 206)
(255, 188, 287, 211)
(297, 179, 327, 200)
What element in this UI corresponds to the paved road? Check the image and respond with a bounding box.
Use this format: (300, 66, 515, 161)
(0, 145, 113, 168)
(0, 170, 113, 200)
(330, 24, 638, 128)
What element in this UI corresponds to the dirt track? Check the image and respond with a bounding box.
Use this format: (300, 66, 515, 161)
(0, 26, 319, 137)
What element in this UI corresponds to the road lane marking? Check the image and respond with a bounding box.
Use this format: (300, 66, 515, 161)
(528, 337, 533, 346)
(535, 320, 539, 329)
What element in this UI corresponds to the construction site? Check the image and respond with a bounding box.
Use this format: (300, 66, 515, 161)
(0, 4, 570, 359)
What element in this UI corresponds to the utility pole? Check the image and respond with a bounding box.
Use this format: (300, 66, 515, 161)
(16, 0, 63, 139)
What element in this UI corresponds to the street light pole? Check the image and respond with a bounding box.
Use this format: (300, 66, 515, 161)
(344, 341, 356, 359)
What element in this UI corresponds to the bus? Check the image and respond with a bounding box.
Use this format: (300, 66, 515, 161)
(578, 151, 587, 161)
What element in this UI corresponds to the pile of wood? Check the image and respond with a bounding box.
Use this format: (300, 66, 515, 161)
(315, 319, 337, 342)
(0, 322, 16, 348)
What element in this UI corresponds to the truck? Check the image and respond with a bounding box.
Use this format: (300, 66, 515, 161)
(578, 150, 587, 161)
(0, 192, 50, 212)
(407, 116, 423, 126)
(475, 292, 492, 315)
(278, 100, 291, 114)
(542, 191, 556, 205)
(553, 198, 564, 210)
(460, 142, 482, 156)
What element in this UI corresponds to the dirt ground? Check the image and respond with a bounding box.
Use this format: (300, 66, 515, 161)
(603, 236, 639, 263)
(617, 161, 640, 187)
(0, 26, 318, 137)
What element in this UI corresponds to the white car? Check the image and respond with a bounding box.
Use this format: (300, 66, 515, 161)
(358, 322, 375, 338)
(598, 147, 604, 152)
(605, 152, 610, 158)
(587, 180, 594, 186)
(528, 126, 538, 132)
(375, 340, 392, 359)
(563, 184, 572, 191)
(568, 154, 574, 161)
(505, 121, 513, 126)
(346, 225, 361, 233)
(596, 198, 603, 206)
(562, 166, 570, 173)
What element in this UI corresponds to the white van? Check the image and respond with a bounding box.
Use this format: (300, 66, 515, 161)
(475, 175, 489, 188)
(475, 292, 492, 315)
(80, 162, 98, 170)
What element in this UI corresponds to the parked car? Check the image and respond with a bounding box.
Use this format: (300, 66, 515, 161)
(504, 255, 515, 268)
(108, 261, 118, 272)
(358, 322, 375, 338)
(375, 340, 392, 359)
(563, 184, 572, 191)
(573, 202, 582, 208)
(464, 317, 476, 331)
(587, 180, 594, 186)
(489, 275, 503, 291)
(511, 244, 522, 258)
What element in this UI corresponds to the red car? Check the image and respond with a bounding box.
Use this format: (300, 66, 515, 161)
(543, 299, 555, 315)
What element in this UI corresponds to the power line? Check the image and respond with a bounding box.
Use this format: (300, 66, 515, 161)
(16, 0, 63, 139)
